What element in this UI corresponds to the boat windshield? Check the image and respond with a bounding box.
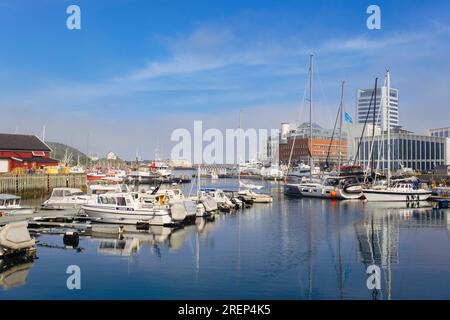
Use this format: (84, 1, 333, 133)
(324, 178, 339, 186)
(52, 190, 64, 197)
(2, 199, 18, 206)
(117, 197, 127, 206)
(98, 196, 117, 205)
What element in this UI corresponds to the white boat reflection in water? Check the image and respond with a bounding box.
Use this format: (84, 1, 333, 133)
(0, 254, 35, 290)
(93, 217, 216, 257)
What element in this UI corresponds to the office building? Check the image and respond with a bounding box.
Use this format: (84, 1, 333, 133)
(357, 86, 399, 130)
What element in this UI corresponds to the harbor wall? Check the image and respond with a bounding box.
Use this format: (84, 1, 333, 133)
(0, 174, 87, 197)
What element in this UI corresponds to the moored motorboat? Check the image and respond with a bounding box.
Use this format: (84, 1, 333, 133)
(41, 188, 90, 210)
(201, 188, 234, 211)
(0, 195, 34, 216)
(87, 171, 106, 182)
(81, 193, 174, 225)
(238, 189, 273, 203)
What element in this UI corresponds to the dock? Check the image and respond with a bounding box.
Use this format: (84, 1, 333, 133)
(0, 211, 77, 226)
(0, 174, 87, 197)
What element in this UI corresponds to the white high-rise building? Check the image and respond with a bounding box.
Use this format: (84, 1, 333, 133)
(356, 86, 399, 130)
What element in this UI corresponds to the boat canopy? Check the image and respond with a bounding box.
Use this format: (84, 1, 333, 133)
(51, 188, 85, 197)
(0, 194, 20, 200)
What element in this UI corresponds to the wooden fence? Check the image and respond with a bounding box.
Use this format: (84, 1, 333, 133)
(0, 174, 87, 197)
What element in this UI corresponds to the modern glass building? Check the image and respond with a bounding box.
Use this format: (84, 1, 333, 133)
(357, 87, 399, 130)
(429, 127, 450, 138)
(355, 128, 449, 172)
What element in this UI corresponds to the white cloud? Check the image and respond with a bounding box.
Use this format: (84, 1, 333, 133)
(2, 21, 450, 158)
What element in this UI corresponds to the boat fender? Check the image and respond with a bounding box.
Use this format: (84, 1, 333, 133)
(63, 231, 79, 248)
(136, 221, 150, 231)
(330, 191, 337, 198)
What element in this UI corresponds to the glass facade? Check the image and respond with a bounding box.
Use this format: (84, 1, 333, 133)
(356, 134, 446, 172)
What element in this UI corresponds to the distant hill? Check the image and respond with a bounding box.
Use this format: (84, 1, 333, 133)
(46, 142, 89, 166)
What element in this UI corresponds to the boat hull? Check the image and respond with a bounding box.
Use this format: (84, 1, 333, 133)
(82, 204, 173, 225)
(363, 190, 432, 202)
(0, 207, 34, 216)
(284, 184, 302, 197)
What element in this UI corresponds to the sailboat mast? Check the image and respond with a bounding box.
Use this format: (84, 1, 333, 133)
(309, 54, 314, 179)
(372, 78, 378, 177)
(386, 70, 391, 186)
(238, 110, 242, 190)
(197, 165, 201, 196)
(338, 81, 345, 175)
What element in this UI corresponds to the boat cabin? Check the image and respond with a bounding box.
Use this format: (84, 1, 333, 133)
(96, 193, 135, 206)
(50, 188, 85, 199)
(0, 194, 22, 208)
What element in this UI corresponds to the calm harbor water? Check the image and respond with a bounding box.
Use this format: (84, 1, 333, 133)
(1, 178, 450, 300)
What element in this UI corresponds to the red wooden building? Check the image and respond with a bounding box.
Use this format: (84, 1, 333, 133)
(0, 133, 59, 173)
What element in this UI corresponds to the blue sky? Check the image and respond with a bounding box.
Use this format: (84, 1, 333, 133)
(0, 0, 449, 159)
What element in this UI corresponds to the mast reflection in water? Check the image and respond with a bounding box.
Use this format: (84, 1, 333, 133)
(1, 180, 449, 299)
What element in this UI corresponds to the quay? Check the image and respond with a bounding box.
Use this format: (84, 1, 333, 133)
(0, 174, 87, 197)
(0, 210, 76, 226)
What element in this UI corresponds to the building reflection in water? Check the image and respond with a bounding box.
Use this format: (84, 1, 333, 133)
(355, 202, 448, 300)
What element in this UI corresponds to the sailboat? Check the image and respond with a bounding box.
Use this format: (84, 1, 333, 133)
(189, 165, 218, 215)
(362, 70, 431, 202)
(284, 57, 363, 199)
(284, 54, 318, 197)
(299, 81, 365, 200)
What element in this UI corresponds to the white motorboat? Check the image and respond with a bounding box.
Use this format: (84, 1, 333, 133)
(238, 189, 273, 203)
(197, 194, 218, 213)
(70, 165, 85, 174)
(42, 188, 90, 210)
(201, 188, 234, 211)
(260, 165, 284, 180)
(208, 170, 219, 180)
(189, 166, 218, 216)
(82, 192, 174, 225)
(142, 188, 197, 222)
(149, 161, 172, 177)
(89, 184, 130, 195)
(239, 181, 263, 190)
(287, 163, 321, 180)
(0, 195, 34, 216)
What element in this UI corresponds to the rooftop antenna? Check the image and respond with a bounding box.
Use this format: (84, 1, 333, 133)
(42, 125, 46, 142)
(86, 133, 90, 167)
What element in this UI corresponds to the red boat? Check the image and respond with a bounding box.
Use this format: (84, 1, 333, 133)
(87, 172, 106, 181)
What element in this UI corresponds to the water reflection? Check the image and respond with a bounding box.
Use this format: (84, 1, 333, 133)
(90, 217, 217, 258)
(0, 254, 35, 290)
(355, 202, 448, 300)
(2, 179, 450, 299)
